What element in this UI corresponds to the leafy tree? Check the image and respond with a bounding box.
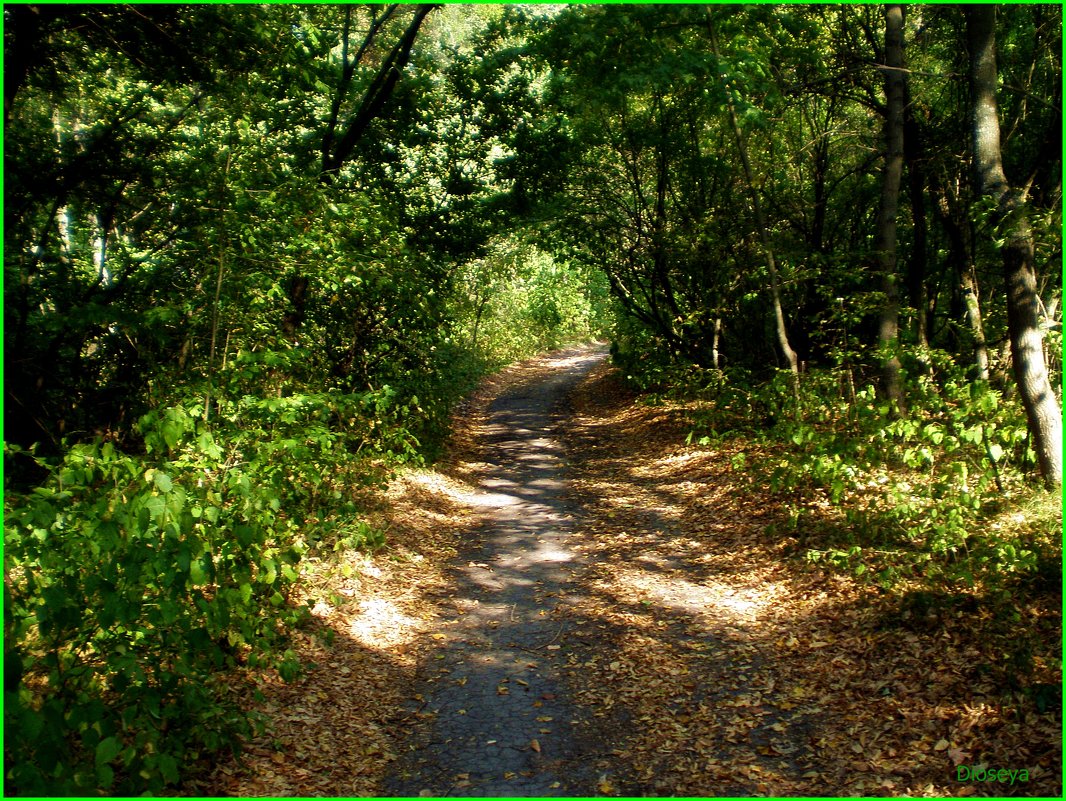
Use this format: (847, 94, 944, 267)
(966, 5, 1062, 486)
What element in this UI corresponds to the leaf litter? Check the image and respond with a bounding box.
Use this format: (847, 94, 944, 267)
(553, 361, 1061, 797)
(185, 353, 1060, 797)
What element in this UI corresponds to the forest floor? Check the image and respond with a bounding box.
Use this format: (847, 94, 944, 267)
(194, 344, 1061, 798)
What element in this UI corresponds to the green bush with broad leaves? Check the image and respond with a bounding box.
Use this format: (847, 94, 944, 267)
(3, 387, 405, 795)
(681, 349, 1058, 595)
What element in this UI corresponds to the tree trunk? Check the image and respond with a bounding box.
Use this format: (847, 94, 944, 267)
(932, 177, 991, 380)
(204, 147, 232, 421)
(711, 317, 722, 370)
(875, 5, 906, 413)
(959, 258, 991, 382)
(321, 4, 436, 180)
(706, 12, 799, 380)
(903, 81, 930, 350)
(967, 5, 1062, 486)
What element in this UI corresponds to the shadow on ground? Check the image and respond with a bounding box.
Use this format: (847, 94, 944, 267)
(382, 345, 612, 797)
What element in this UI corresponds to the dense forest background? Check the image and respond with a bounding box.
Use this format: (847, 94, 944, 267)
(4, 4, 1061, 795)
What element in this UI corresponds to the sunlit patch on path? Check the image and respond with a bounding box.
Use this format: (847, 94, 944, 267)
(383, 343, 609, 797)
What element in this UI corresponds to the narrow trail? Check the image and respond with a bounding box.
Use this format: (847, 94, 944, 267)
(384, 345, 607, 796)
(197, 344, 1060, 798)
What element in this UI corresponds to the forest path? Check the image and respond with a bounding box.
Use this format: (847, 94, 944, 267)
(197, 345, 1060, 797)
(383, 344, 608, 796)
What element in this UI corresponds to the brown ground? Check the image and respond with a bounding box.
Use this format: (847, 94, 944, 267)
(189, 350, 1062, 797)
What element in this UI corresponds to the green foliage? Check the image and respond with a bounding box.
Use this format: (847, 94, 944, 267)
(671, 349, 1060, 699)
(5, 438, 289, 793)
(457, 239, 608, 367)
(2, 381, 420, 794)
(681, 350, 1057, 598)
(3, 3, 1061, 790)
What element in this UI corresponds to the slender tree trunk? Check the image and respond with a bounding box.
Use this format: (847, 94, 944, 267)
(711, 317, 722, 370)
(706, 12, 799, 381)
(967, 6, 1062, 486)
(903, 82, 930, 350)
(959, 259, 991, 382)
(933, 178, 991, 380)
(875, 5, 906, 413)
(204, 148, 232, 422)
(321, 4, 436, 180)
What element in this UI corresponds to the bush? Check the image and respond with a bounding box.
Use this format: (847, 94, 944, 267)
(2, 388, 406, 795)
(680, 350, 1057, 595)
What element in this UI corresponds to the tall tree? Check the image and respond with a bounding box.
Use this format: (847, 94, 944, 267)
(707, 9, 800, 379)
(966, 5, 1062, 485)
(874, 5, 906, 411)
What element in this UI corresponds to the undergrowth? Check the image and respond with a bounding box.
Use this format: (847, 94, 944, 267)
(2, 361, 452, 795)
(2, 336, 583, 795)
(632, 349, 1062, 701)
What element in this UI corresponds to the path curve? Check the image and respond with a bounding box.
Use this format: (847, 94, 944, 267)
(384, 344, 607, 797)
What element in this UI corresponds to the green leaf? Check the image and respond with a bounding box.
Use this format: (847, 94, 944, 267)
(157, 753, 180, 785)
(261, 559, 277, 585)
(196, 432, 223, 460)
(97, 763, 115, 789)
(145, 495, 166, 523)
(96, 736, 122, 767)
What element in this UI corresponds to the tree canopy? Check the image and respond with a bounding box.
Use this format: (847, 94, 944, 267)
(4, 4, 1061, 795)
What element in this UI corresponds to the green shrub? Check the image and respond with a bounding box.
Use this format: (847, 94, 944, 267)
(680, 350, 1057, 594)
(2, 386, 411, 794)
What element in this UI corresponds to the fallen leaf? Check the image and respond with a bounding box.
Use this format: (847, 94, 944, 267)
(947, 747, 969, 766)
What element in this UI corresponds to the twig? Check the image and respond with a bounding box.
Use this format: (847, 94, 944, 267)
(515, 625, 566, 653)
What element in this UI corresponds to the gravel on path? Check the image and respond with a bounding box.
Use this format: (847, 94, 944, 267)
(383, 344, 609, 798)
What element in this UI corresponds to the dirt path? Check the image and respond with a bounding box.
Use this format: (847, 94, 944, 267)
(196, 345, 1060, 798)
(383, 344, 607, 796)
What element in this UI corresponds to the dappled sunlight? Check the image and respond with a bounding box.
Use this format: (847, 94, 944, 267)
(545, 349, 608, 370)
(553, 359, 1063, 796)
(404, 466, 523, 508)
(376, 344, 610, 796)
(193, 348, 1061, 797)
(531, 543, 574, 563)
(604, 565, 781, 628)
(348, 597, 423, 649)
